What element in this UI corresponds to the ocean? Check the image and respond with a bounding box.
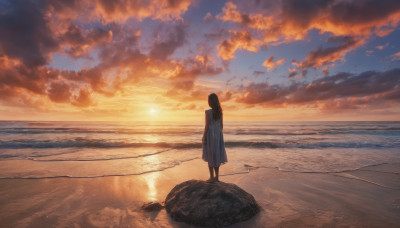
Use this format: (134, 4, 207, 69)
(1, 121, 400, 179)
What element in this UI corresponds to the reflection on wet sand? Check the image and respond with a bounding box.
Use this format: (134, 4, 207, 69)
(142, 134, 161, 201)
(143, 155, 160, 201)
(1, 159, 400, 227)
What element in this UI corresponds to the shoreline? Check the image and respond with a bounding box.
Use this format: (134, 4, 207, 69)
(1, 159, 399, 227)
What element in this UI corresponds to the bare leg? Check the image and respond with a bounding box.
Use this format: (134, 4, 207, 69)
(206, 166, 214, 182)
(214, 167, 219, 182)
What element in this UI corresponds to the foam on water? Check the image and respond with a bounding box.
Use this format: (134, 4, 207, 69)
(0, 121, 399, 178)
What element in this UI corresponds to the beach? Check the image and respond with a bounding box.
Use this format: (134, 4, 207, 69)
(1, 121, 400, 227)
(1, 159, 400, 227)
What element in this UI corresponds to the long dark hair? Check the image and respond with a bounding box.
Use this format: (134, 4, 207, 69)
(208, 93, 222, 120)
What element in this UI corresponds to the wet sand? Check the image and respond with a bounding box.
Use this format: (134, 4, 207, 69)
(0, 159, 399, 228)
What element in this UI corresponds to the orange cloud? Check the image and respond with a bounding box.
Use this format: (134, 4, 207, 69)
(375, 43, 389, 50)
(391, 52, 400, 61)
(94, 0, 192, 22)
(293, 36, 363, 70)
(220, 1, 400, 40)
(262, 56, 285, 72)
(217, 30, 261, 60)
(72, 88, 94, 107)
(48, 81, 72, 103)
(61, 23, 113, 58)
(217, 1, 400, 69)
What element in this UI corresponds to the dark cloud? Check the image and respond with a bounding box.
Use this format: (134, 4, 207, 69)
(0, 65, 57, 95)
(287, 67, 297, 78)
(237, 68, 400, 109)
(203, 12, 215, 22)
(281, 0, 334, 28)
(236, 82, 293, 105)
(48, 81, 72, 103)
(0, 0, 59, 67)
(328, 0, 400, 25)
(61, 23, 113, 58)
(252, 71, 265, 77)
(150, 23, 186, 60)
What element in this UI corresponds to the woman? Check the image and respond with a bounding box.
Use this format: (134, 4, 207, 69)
(202, 93, 227, 182)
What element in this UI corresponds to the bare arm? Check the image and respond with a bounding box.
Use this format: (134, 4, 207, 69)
(202, 111, 210, 144)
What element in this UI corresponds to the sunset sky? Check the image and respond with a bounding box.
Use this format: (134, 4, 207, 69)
(1, 0, 400, 121)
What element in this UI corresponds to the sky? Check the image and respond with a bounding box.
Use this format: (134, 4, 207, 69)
(0, 0, 400, 122)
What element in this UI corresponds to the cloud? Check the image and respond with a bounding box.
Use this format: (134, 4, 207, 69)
(1, 0, 227, 117)
(72, 88, 94, 107)
(391, 52, 400, 61)
(0, 64, 57, 96)
(375, 43, 389, 50)
(203, 12, 214, 22)
(149, 23, 187, 60)
(48, 81, 72, 103)
(366, 50, 374, 56)
(252, 71, 265, 77)
(218, 90, 233, 102)
(217, 30, 261, 60)
(0, 0, 59, 67)
(221, 0, 400, 38)
(287, 67, 297, 78)
(236, 68, 400, 109)
(94, 0, 192, 22)
(262, 56, 285, 72)
(61, 23, 113, 58)
(293, 36, 362, 70)
(236, 82, 293, 105)
(217, 0, 400, 68)
(167, 55, 224, 94)
(173, 55, 224, 79)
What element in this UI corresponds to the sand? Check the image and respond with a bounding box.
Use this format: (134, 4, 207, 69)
(0, 159, 399, 228)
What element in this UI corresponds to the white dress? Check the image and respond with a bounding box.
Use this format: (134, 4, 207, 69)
(202, 109, 227, 167)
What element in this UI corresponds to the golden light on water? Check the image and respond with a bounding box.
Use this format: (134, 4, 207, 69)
(143, 133, 160, 201)
(143, 155, 160, 201)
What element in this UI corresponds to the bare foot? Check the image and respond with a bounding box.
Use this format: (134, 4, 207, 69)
(214, 178, 219, 182)
(206, 178, 214, 183)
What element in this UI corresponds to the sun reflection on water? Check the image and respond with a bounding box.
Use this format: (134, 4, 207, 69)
(145, 170, 159, 201)
(142, 132, 160, 201)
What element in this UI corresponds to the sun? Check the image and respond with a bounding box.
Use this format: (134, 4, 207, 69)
(149, 108, 156, 115)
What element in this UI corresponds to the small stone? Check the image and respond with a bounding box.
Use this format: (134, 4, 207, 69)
(165, 180, 260, 227)
(141, 201, 164, 211)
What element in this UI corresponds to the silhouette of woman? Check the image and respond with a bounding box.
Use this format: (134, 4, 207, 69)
(202, 93, 227, 182)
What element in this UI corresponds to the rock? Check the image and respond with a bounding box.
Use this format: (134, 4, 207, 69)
(165, 180, 260, 227)
(141, 201, 164, 211)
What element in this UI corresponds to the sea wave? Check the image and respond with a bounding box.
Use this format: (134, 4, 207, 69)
(28, 149, 171, 161)
(0, 138, 398, 149)
(0, 128, 202, 135)
(1, 126, 399, 136)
